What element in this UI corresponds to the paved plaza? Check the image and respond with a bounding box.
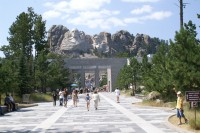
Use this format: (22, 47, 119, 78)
(0, 92, 191, 133)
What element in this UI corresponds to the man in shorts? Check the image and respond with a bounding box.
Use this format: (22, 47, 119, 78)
(176, 91, 188, 125)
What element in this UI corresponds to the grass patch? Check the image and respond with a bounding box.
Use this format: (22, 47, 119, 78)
(140, 99, 200, 131)
(30, 93, 52, 103)
(136, 99, 177, 108)
(0, 92, 53, 105)
(168, 115, 195, 132)
(139, 99, 164, 107)
(169, 111, 200, 133)
(130, 91, 200, 132)
(186, 109, 200, 130)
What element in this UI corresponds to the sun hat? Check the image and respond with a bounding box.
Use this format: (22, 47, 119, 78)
(177, 91, 181, 95)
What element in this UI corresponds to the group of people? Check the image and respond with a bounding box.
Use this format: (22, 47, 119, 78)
(52, 88, 69, 107)
(52, 87, 187, 126)
(52, 87, 101, 111)
(85, 90, 101, 111)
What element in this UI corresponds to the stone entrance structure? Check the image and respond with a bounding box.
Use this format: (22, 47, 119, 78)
(64, 58, 128, 92)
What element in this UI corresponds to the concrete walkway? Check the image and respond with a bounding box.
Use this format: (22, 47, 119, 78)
(0, 92, 191, 133)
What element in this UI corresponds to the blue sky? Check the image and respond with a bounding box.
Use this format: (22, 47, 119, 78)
(0, 0, 200, 57)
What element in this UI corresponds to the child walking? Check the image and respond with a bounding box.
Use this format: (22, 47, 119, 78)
(85, 93, 91, 111)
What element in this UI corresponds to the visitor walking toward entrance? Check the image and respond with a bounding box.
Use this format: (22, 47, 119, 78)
(176, 91, 188, 125)
(72, 90, 78, 107)
(52, 91, 57, 106)
(59, 90, 64, 106)
(85, 93, 91, 111)
(115, 88, 120, 103)
(92, 90, 100, 110)
(63, 88, 68, 107)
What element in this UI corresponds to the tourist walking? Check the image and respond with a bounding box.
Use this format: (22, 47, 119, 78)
(85, 93, 91, 111)
(59, 90, 64, 106)
(52, 91, 57, 106)
(92, 90, 100, 110)
(176, 91, 188, 125)
(63, 88, 69, 107)
(115, 88, 120, 103)
(72, 90, 78, 107)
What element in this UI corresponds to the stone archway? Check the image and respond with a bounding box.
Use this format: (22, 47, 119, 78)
(64, 58, 128, 92)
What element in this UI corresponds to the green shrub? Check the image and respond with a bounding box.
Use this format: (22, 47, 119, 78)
(121, 89, 132, 96)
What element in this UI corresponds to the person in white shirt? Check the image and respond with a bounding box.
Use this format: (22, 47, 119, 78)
(92, 90, 100, 110)
(115, 88, 120, 103)
(59, 90, 64, 106)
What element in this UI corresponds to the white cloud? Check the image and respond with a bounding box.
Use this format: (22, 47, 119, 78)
(77, 9, 120, 20)
(124, 11, 172, 24)
(43, 10, 61, 19)
(44, 2, 53, 7)
(105, 17, 126, 27)
(44, 1, 71, 14)
(44, 0, 110, 13)
(42, 0, 172, 30)
(69, 0, 111, 11)
(121, 0, 159, 3)
(141, 11, 172, 20)
(124, 18, 140, 23)
(131, 5, 153, 15)
(88, 19, 104, 29)
(43, 0, 111, 20)
(68, 10, 124, 29)
(43, 0, 122, 29)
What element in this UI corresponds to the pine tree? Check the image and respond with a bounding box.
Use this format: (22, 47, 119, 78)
(168, 21, 200, 92)
(128, 57, 141, 96)
(3, 7, 47, 96)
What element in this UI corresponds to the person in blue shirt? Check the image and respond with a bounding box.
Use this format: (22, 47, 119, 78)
(85, 93, 91, 111)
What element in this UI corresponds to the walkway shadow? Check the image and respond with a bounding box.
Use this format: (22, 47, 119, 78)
(45, 129, 114, 133)
(17, 109, 34, 112)
(0, 114, 11, 117)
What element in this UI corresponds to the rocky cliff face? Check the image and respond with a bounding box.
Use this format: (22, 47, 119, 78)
(48, 25, 163, 57)
(111, 30, 134, 54)
(60, 28, 93, 52)
(48, 25, 69, 54)
(92, 32, 111, 53)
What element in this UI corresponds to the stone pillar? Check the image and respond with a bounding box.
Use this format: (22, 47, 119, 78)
(107, 68, 112, 92)
(81, 68, 85, 88)
(95, 67, 99, 88)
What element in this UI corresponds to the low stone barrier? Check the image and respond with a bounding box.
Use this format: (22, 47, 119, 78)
(0, 106, 8, 114)
(0, 103, 19, 115)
